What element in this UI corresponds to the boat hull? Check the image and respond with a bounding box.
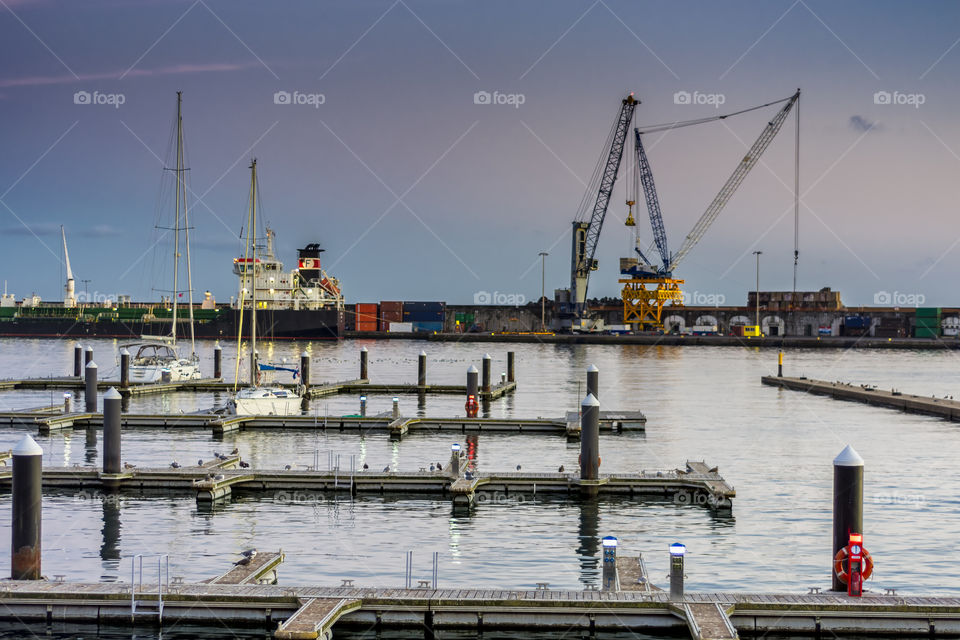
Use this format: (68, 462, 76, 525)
(0, 308, 344, 340)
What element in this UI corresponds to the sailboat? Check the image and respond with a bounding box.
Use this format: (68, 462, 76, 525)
(125, 92, 201, 383)
(225, 159, 303, 415)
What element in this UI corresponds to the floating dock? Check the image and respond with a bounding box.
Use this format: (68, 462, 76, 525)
(762, 375, 960, 421)
(0, 460, 733, 509)
(2, 579, 959, 638)
(0, 409, 645, 438)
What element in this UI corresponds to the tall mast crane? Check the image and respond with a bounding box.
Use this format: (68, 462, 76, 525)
(570, 94, 638, 318)
(620, 90, 800, 329)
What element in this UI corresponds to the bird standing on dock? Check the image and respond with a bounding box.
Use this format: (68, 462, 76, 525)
(436, 462, 442, 471)
(516, 464, 522, 471)
(558, 465, 564, 473)
(363, 463, 369, 470)
(284, 464, 291, 470)
(170, 461, 181, 469)
(197, 459, 203, 466)
(230, 447, 239, 455)
(239, 461, 250, 469)
(234, 549, 256, 566)
(382, 465, 390, 473)
(429, 464, 435, 472)
(123, 462, 136, 470)
(214, 474, 225, 481)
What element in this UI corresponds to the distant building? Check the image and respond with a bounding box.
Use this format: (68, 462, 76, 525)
(747, 287, 842, 310)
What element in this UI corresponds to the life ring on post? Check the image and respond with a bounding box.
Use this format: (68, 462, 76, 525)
(834, 545, 873, 584)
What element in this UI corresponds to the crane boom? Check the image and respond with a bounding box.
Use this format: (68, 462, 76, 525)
(571, 94, 638, 310)
(668, 89, 799, 272)
(633, 129, 670, 274)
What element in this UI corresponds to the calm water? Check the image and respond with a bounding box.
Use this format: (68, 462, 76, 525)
(0, 337, 958, 600)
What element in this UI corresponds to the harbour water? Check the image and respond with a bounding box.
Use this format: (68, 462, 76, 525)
(0, 337, 958, 600)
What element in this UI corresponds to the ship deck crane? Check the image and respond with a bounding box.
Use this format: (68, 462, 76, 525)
(619, 89, 800, 329)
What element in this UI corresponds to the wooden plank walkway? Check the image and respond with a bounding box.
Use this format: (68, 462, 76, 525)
(762, 375, 960, 421)
(616, 555, 656, 593)
(208, 551, 284, 586)
(274, 598, 360, 639)
(0, 461, 734, 508)
(673, 602, 738, 640)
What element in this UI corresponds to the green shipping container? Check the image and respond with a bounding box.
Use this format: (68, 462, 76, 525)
(915, 327, 940, 338)
(915, 307, 942, 317)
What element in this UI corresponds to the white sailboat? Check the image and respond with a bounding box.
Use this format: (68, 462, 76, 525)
(227, 159, 303, 415)
(126, 92, 200, 383)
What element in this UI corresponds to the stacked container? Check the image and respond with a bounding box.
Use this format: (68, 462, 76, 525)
(379, 301, 403, 331)
(403, 301, 445, 333)
(915, 307, 941, 338)
(355, 303, 379, 332)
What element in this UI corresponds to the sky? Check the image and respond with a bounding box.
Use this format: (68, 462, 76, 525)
(1, 0, 959, 307)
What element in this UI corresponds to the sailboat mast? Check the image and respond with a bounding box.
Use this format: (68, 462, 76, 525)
(250, 158, 258, 386)
(171, 91, 182, 345)
(181, 94, 196, 356)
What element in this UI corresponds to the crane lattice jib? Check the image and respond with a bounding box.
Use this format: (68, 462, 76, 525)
(576, 97, 638, 293)
(668, 90, 799, 273)
(634, 129, 670, 273)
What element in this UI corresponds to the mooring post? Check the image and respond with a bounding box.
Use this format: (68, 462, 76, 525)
(601, 536, 618, 591)
(63, 393, 72, 414)
(580, 393, 600, 481)
(360, 346, 368, 380)
(587, 364, 599, 400)
(392, 396, 400, 420)
(102, 388, 122, 475)
(449, 443, 461, 477)
(213, 342, 222, 380)
(84, 345, 93, 367)
(73, 344, 83, 377)
(300, 351, 310, 388)
(481, 354, 491, 393)
(11, 435, 42, 580)
(249, 351, 258, 386)
(119, 348, 130, 389)
(507, 351, 515, 383)
(418, 351, 427, 387)
(778, 351, 784, 377)
(832, 445, 864, 591)
(669, 543, 685, 600)
(360, 395, 367, 418)
(85, 361, 98, 412)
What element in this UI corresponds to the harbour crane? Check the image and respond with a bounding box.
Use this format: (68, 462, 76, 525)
(565, 89, 799, 331)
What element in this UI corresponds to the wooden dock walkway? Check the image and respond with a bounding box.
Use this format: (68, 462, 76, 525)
(1, 580, 959, 637)
(762, 375, 960, 421)
(275, 598, 361, 639)
(0, 410, 644, 438)
(207, 551, 285, 586)
(0, 376, 518, 400)
(0, 460, 734, 509)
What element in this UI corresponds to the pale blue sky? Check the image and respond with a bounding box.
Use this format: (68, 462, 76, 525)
(1, 0, 958, 306)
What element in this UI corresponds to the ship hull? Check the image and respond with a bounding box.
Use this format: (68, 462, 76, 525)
(0, 308, 344, 340)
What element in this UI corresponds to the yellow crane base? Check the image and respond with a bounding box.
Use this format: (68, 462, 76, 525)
(619, 278, 685, 330)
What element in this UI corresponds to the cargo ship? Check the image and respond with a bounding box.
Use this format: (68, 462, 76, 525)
(0, 229, 344, 340)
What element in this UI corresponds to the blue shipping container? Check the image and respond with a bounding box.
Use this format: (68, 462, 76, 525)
(403, 311, 444, 322)
(403, 301, 445, 313)
(411, 321, 443, 333)
(844, 316, 867, 329)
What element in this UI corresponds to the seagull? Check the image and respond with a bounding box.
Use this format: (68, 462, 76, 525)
(363, 463, 369, 470)
(284, 465, 291, 470)
(214, 474, 225, 481)
(197, 459, 204, 466)
(234, 555, 253, 566)
(170, 461, 181, 469)
(382, 465, 390, 473)
(429, 464, 435, 472)
(239, 461, 250, 469)
(239, 548, 257, 559)
(516, 464, 522, 471)
(436, 462, 442, 471)
(558, 465, 565, 473)
(464, 471, 474, 480)
(123, 462, 136, 470)
(213, 451, 223, 459)
(230, 447, 239, 456)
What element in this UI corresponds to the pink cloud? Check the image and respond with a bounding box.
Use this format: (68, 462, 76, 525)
(0, 61, 256, 88)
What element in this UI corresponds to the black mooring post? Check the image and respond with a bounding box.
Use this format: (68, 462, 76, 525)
(832, 445, 864, 592)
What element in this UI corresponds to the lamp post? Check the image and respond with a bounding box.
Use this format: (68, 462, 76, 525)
(753, 250, 762, 333)
(538, 251, 548, 331)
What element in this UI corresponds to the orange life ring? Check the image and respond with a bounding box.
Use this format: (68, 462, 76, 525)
(834, 545, 873, 584)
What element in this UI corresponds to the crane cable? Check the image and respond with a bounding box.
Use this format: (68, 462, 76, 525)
(636, 94, 794, 135)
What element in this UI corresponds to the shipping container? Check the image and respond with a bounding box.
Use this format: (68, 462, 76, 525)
(411, 321, 443, 333)
(915, 326, 940, 338)
(380, 301, 403, 314)
(916, 307, 942, 317)
(403, 310, 443, 322)
(388, 321, 413, 333)
(730, 325, 744, 337)
(355, 303, 379, 324)
(844, 316, 869, 329)
(403, 301, 445, 313)
(379, 302, 403, 331)
(692, 325, 718, 335)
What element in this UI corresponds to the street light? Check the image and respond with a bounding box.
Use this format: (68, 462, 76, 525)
(753, 251, 762, 334)
(538, 251, 549, 331)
